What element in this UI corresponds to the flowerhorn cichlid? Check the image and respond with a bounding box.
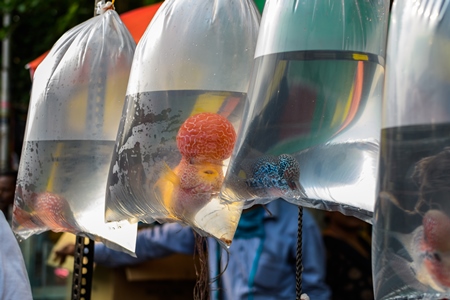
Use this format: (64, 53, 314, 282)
(154, 112, 236, 220)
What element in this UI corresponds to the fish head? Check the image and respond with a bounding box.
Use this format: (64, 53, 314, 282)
(423, 210, 450, 252)
(178, 159, 223, 193)
(387, 210, 450, 293)
(383, 226, 441, 293)
(277, 154, 300, 179)
(421, 210, 450, 290)
(422, 249, 450, 290)
(176, 112, 236, 161)
(247, 155, 279, 188)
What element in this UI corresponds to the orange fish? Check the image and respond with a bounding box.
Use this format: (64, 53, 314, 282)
(154, 112, 236, 220)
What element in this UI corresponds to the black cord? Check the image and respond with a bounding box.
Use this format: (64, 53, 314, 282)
(296, 206, 303, 299)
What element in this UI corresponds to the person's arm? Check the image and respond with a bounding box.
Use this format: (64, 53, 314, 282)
(0, 211, 33, 300)
(94, 222, 195, 268)
(300, 211, 331, 300)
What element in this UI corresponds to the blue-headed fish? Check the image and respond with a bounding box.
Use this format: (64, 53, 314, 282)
(246, 153, 307, 199)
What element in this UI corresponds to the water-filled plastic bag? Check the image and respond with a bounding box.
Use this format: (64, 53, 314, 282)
(105, 0, 259, 246)
(373, 0, 450, 298)
(12, 4, 138, 254)
(221, 0, 390, 222)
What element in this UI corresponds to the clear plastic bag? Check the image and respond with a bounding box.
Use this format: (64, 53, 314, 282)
(104, 0, 260, 246)
(372, 0, 450, 298)
(12, 4, 138, 254)
(220, 0, 390, 222)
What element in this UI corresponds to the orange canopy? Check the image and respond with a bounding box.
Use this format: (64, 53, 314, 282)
(25, 2, 163, 78)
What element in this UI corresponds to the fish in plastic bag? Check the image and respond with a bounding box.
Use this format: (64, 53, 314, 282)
(372, 0, 450, 298)
(154, 112, 237, 220)
(374, 207, 450, 296)
(220, 0, 390, 222)
(105, 0, 260, 246)
(242, 153, 305, 203)
(374, 148, 450, 299)
(13, 3, 138, 254)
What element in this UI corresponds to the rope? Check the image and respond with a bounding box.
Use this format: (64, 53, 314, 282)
(296, 206, 303, 299)
(193, 232, 210, 300)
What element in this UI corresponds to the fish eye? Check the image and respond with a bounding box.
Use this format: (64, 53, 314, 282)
(434, 253, 441, 262)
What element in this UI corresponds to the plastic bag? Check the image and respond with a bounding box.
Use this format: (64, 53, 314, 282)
(104, 0, 260, 246)
(12, 4, 138, 254)
(372, 0, 450, 298)
(220, 0, 390, 222)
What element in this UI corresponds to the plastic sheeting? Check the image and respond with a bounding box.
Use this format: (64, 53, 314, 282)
(372, 0, 450, 298)
(104, 0, 260, 247)
(220, 0, 390, 222)
(12, 4, 138, 254)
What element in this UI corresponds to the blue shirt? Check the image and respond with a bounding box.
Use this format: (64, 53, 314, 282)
(95, 200, 330, 300)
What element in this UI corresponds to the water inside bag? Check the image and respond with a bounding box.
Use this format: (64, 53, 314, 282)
(221, 50, 384, 221)
(106, 89, 246, 245)
(373, 124, 450, 299)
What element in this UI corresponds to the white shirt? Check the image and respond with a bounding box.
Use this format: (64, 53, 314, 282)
(0, 211, 33, 299)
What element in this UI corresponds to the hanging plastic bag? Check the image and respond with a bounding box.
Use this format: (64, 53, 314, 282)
(372, 0, 450, 298)
(104, 0, 260, 246)
(12, 2, 138, 254)
(220, 0, 390, 222)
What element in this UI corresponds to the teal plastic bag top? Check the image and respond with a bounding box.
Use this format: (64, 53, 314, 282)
(105, 0, 260, 247)
(12, 3, 138, 255)
(220, 0, 389, 222)
(373, 0, 450, 298)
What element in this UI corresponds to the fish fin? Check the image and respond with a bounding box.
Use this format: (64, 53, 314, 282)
(160, 162, 180, 186)
(153, 162, 179, 217)
(385, 248, 430, 292)
(298, 183, 308, 198)
(290, 181, 307, 198)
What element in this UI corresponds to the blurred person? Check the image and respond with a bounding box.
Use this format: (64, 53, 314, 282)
(55, 199, 331, 300)
(0, 210, 33, 299)
(322, 211, 374, 300)
(0, 171, 17, 221)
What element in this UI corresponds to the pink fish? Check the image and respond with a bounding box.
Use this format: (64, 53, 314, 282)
(389, 210, 450, 293)
(156, 158, 223, 220)
(33, 192, 76, 232)
(13, 188, 76, 233)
